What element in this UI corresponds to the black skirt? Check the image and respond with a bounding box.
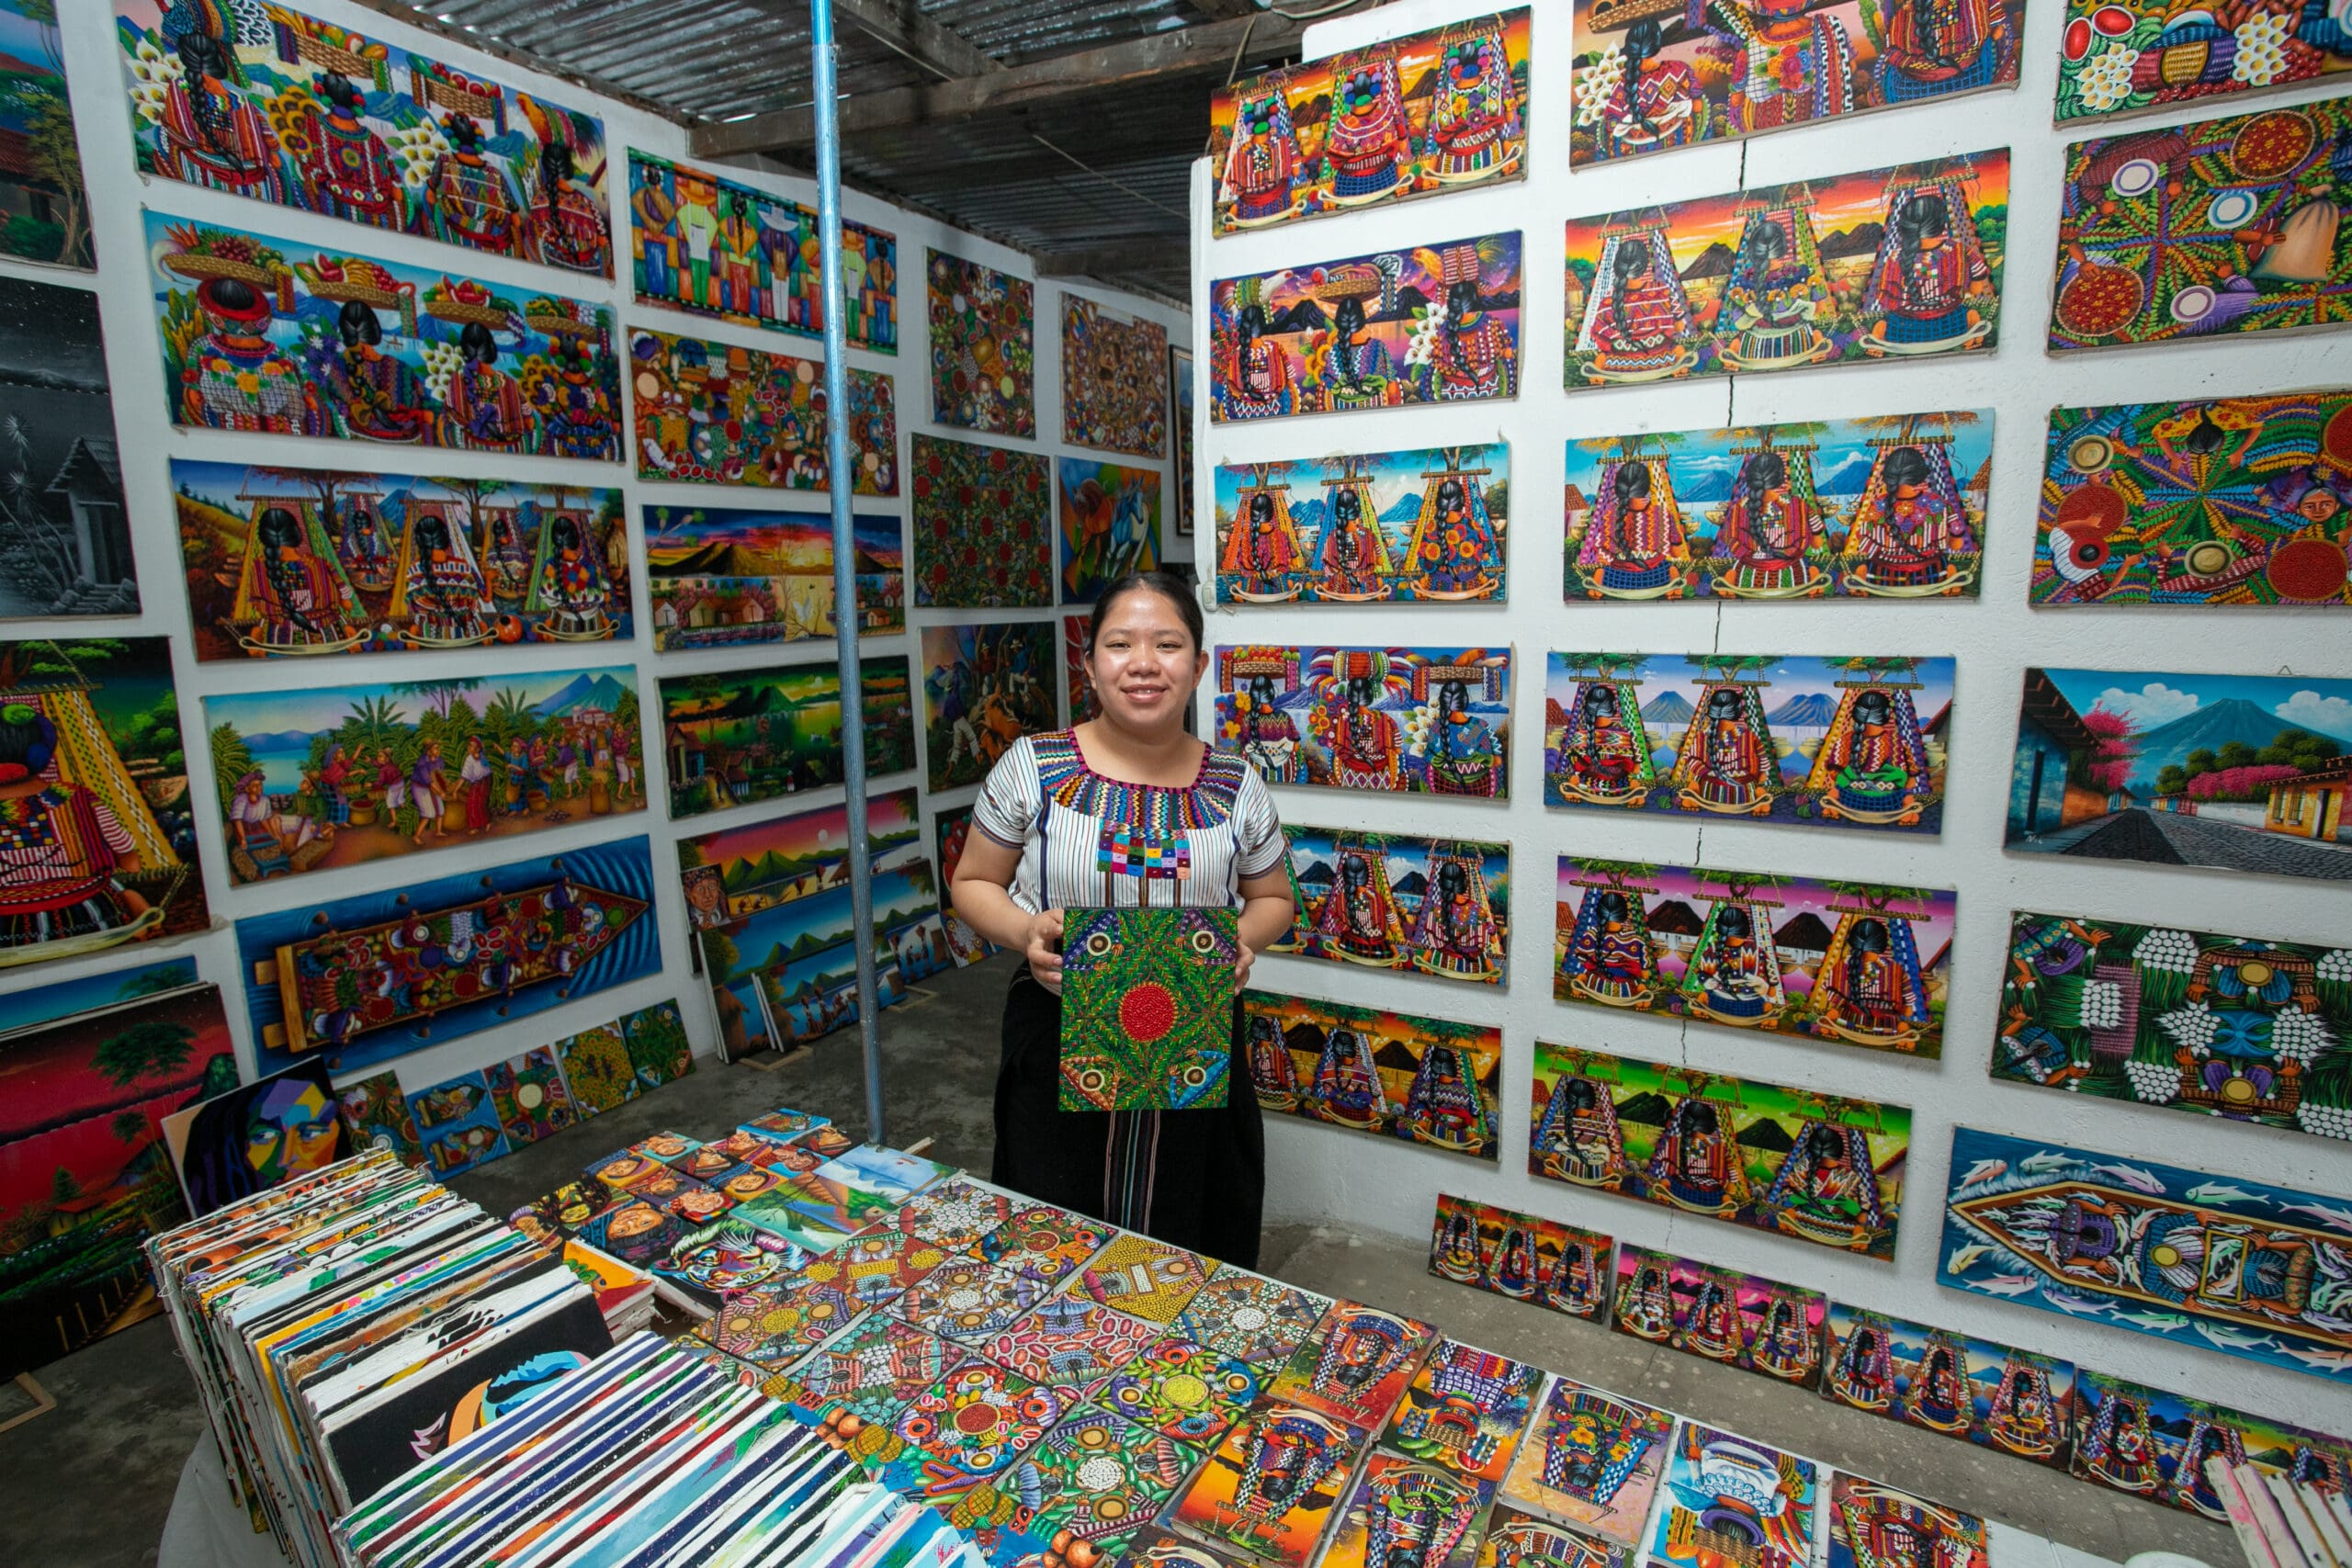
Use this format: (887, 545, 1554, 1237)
(990, 965, 1265, 1269)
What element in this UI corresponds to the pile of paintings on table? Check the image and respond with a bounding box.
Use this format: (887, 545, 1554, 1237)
(1241, 990, 1504, 1162)
(644, 502, 904, 650)
(1216, 443, 1509, 605)
(1216, 645, 1513, 797)
(1272, 826, 1510, 985)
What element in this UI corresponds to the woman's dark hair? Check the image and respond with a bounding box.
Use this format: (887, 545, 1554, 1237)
(1087, 570, 1202, 655)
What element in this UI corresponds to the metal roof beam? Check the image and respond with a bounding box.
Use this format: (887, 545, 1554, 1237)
(1032, 241, 1184, 279)
(827, 0, 1005, 79)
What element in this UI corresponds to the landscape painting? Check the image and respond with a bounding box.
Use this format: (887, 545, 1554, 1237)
(1062, 297, 1166, 457)
(676, 785, 924, 931)
(2032, 390, 2352, 608)
(172, 459, 627, 660)
(1057, 457, 1162, 604)
(0, 2, 86, 269)
(911, 434, 1050, 608)
(1241, 990, 1503, 1162)
(1216, 645, 1512, 797)
(0, 277, 133, 618)
(204, 664, 645, 885)
(927, 250, 1034, 438)
(1554, 856, 1957, 1057)
(2055, 0, 2352, 120)
(1274, 826, 1510, 986)
(644, 503, 901, 651)
(629, 323, 897, 495)
(1565, 413, 1991, 601)
(1820, 1302, 2075, 1468)
(2005, 666, 2352, 882)
(1216, 443, 1508, 604)
(2069, 1370, 2352, 1519)
(1614, 1245, 1826, 1385)
(919, 622, 1057, 792)
(1565, 151, 2008, 389)
(697, 858, 950, 1057)
(1530, 1041, 1912, 1259)
(659, 659, 914, 819)
(1544, 653, 1954, 833)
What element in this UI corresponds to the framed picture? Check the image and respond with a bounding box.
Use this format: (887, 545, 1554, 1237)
(1169, 345, 1196, 536)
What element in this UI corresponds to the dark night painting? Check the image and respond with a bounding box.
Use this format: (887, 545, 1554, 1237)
(0, 275, 135, 617)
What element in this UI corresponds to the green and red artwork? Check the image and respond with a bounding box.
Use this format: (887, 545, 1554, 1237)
(928, 250, 1033, 437)
(1060, 908, 1239, 1111)
(911, 434, 1050, 607)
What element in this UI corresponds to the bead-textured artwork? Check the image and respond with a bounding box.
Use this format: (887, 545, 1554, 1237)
(1072, 1234, 1211, 1325)
(892, 1259, 1046, 1341)
(880, 1359, 1069, 1500)
(928, 250, 1034, 437)
(972, 1204, 1113, 1286)
(1059, 908, 1239, 1111)
(978, 1294, 1159, 1393)
(1063, 296, 1168, 457)
(911, 434, 1052, 607)
(1265, 1301, 1436, 1432)
(1102, 1336, 1264, 1448)
(629, 323, 898, 493)
(1174, 1267, 1333, 1364)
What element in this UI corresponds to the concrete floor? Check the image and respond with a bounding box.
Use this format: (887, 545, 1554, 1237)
(0, 953, 2229, 1565)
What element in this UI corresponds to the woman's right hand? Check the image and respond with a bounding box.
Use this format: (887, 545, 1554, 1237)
(1024, 908, 1068, 995)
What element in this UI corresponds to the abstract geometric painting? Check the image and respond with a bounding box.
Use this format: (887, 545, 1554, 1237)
(1428, 1193, 1611, 1320)
(2055, 0, 2352, 119)
(911, 434, 1051, 607)
(1275, 826, 1510, 985)
(0, 278, 131, 618)
(1058, 457, 1161, 603)
(1499, 1375, 1675, 1547)
(1217, 645, 1511, 797)
(1216, 444, 1508, 605)
(1241, 991, 1502, 1162)
(1477, 1507, 1630, 1568)
(1063, 296, 1167, 457)
(1059, 908, 1238, 1111)
(1613, 1245, 1826, 1386)
(1819, 1302, 2075, 1468)
(1073, 1233, 1209, 1325)
(1173, 1266, 1331, 1365)
(629, 324, 897, 494)
(1646, 1422, 1818, 1568)
(643, 503, 903, 650)
(919, 622, 1057, 791)
(928, 250, 1033, 437)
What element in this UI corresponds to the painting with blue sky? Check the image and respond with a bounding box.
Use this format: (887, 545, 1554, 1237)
(0, 3, 86, 269)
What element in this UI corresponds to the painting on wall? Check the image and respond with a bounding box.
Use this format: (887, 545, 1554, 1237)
(1206, 9, 1530, 235)
(0, 3, 86, 269)
(1996, 908, 2352, 1143)
(1058, 458, 1162, 604)
(1939, 1124, 2352, 1382)
(2004, 666, 2352, 883)
(2052, 98, 2352, 353)
(172, 459, 627, 660)
(1063, 297, 1167, 457)
(1429, 1192, 1611, 1319)
(1820, 1302, 2075, 1468)
(2069, 1369, 2352, 1520)
(115, 0, 612, 276)
(204, 663, 645, 886)
(676, 785, 923, 931)
(928, 250, 1033, 438)
(1647, 1422, 1818, 1568)
(1568, 0, 2022, 166)
(1565, 413, 1991, 601)
(1209, 231, 1523, 423)
(146, 214, 622, 457)
(1170, 347, 1195, 536)
(658, 657, 915, 819)
(1216, 645, 1512, 798)
(919, 622, 1057, 792)
(2031, 389, 2352, 608)
(1275, 826, 1510, 986)
(2058, 0, 2352, 121)
(1530, 1041, 1911, 1258)
(628, 324, 896, 494)
(933, 803, 995, 964)
(0, 277, 133, 618)
(696, 856, 949, 1057)
(1553, 856, 1957, 1057)
(1216, 443, 1509, 604)
(1613, 1244, 1826, 1385)
(644, 502, 901, 651)
(1062, 615, 1100, 727)
(627, 152, 895, 349)
(1565, 150, 2008, 389)
(236, 836, 659, 1077)
(1544, 653, 1953, 833)
(911, 435, 1050, 608)
(1241, 990, 1503, 1162)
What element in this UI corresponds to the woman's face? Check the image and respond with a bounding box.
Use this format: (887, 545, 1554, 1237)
(244, 1081, 340, 1184)
(1089, 590, 1205, 734)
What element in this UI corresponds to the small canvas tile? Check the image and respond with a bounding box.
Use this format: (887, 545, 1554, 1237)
(794, 1225, 957, 1308)
(771, 1169, 905, 1235)
(510, 1180, 611, 1252)
(898, 1177, 1031, 1252)
(1102, 1336, 1264, 1448)
(745, 1138, 827, 1175)
(1384, 1340, 1543, 1483)
(555, 1022, 639, 1115)
(662, 1219, 809, 1298)
(699, 1130, 780, 1165)
(1165, 1400, 1359, 1565)
(978, 1295, 1160, 1392)
(632, 1131, 702, 1164)
(1060, 908, 1240, 1111)
(575, 1199, 686, 1271)
(407, 1071, 511, 1178)
(334, 1069, 424, 1166)
(707, 1280, 868, 1368)
(800, 1123, 859, 1159)
(971, 1204, 1112, 1284)
(1019, 1404, 1199, 1550)
(484, 1046, 573, 1144)
(674, 1145, 746, 1182)
(780, 1312, 968, 1428)
(817, 1144, 956, 1201)
(1475, 1506, 1630, 1568)
(1071, 1233, 1211, 1323)
(1266, 1301, 1435, 1433)
(896, 1259, 1047, 1340)
(729, 1190, 856, 1254)
(1174, 1267, 1333, 1365)
(1499, 1376, 1675, 1547)
(883, 1359, 1069, 1499)
(1647, 1423, 1818, 1568)
(710, 1165, 789, 1205)
(745, 1107, 831, 1138)
(614, 1164, 696, 1204)
(1827, 1475, 1987, 1568)
(662, 1177, 734, 1227)
(1320, 1453, 1492, 1568)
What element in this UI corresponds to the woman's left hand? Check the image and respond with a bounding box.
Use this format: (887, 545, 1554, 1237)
(1232, 939, 1255, 995)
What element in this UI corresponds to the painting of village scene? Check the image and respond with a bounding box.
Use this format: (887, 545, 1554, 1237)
(1565, 151, 2008, 389)
(2006, 666, 2352, 882)
(2051, 97, 2352, 353)
(643, 502, 901, 652)
(1996, 908, 2352, 1142)
(146, 214, 622, 457)
(676, 785, 922, 931)
(1216, 443, 1508, 604)
(1210, 232, 1521, 423)
(628, 152, 895, 348)
(1241, 990, 1503, 1162)
(1216, 644, 1513, 798)
(2068, 1370, 2352, 1520)
(1565, 412, 1991, 601)
(0, 277, 133, 618)
(1820, 1303, 2075, 1468)
(1207, 8, 1529, 235)
(659, 658, 915, 819)
(1544, 653, 1954, 833)
(1555, 856, 1957, 1057)
(2055, 0, 2352, 120)
(2032, 389, 2352, 607)
(1273, 826, 1510, 986)
(0, 2, 87, 269)
(629, 324, 897, 495)
(114, 0, 613, 276)
(1612, 1245, 1826, 1385)
(920, 622, 1057, 792)
(203, 664, 644, 886)
(1568, 0, 2023, 166)
(172, 458, 628, 660)
(1532, 1041, 1912, 1259)
(1057, 457, 1161, 604)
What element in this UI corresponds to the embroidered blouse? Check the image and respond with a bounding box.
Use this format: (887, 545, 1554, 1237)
(971, 729, 1285, 914)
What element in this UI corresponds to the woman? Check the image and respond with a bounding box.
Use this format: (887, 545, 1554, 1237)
(952, 572, 1294, 1264)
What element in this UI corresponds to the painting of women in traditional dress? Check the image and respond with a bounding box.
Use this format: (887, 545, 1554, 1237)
(1216, 445, 1507, 605)
(1322, 45, 1411, 205)
(232, 503, 366, 656)
(1569, 457, 1693, 597)
(1863, 176, 1996, 355)
(1573, 231, 1697, 385)
(1713, 448, 1828, 597)
(1281, 827, 1509, 986)
(1217, 77, 1305, 230)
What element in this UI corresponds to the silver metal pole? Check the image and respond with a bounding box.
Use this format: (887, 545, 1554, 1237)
(809, 0, 887, 1145)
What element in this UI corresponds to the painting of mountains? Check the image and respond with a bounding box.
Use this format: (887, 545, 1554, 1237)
(644, 503, 902, 652)
(675, 786, 925, 930)
(659, 657, 916, 818)
(1214, 442, 1508, 604)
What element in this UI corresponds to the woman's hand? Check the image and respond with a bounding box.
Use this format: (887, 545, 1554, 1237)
(1025, 908, 1068, 995)
(1233, 938, 1256, 996)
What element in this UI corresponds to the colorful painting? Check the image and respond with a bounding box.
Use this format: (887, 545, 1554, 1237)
(115, 0, 612, 276)
(1274, 827, 1511, 985)
(146, 213, 622, 457)
(1531, 1041, 1912, 1258)
(1216, 444, 1508, 605)
(932, 803, 995, 965)
(1020, 1405, 1199, 1551)
(1074, 1233, 1210, 1324)
(1428, 1193, 1611, 1320)
(487, 1044, 572, 1144)
(2031, 390, 2352, 607)
(881, 1358, 1067, 1500)
(928, 250, 1033, 437)
(407, 1067, 509, 1176)
(2052, 98, 2352, 352)
(0, 278, 131, 618)
(1171, 347, 1196, 536)
(333, 1066, 422, 1163)
(162, 1057, 346, 1218)
(1266, 1300, 1435, 1432)
(1210, 232, 1523, 423)
(778, 1312, 966, 1431)
(1058, 457, 1162, 603)
(1241, 990, 1502, 1161)
(171, 458, 627, 660)
(676, 785, 923, 930)
(891, 1258, 1047, 1342)
(920, 621, 1057, 792)
(2004, 666, 2352, 882)
(1996, 908, 2352, 1143)
(911, 434, 1050, 608)
(1939, 1124, 2352, 1382)
(1646, 1421, 1818, 1568)
(1498, 1375, 1675, 1545)
(2068, 1369, 2352, 1519)
(1553, 856, 1957, 1056)
(2057, 0, 2352, 119)
(658, 657, 915, 818)
(1175, 1267, 1330, 1365)
(644, 503, 902, 651)
(0, 959, 194, 1035)
(970, 1205, 1112, 1286)
(1320, 1453, 1491, 1568)
(1383, 1339, 1542, 1483)
(1569, 0, 2022, 166)
(628, 323, 898, 495)
(1216, 644, 1510, 798)
(1612, 1246, 1826, 1383)
(233, 835, 660, 1077)
(1060, 908, 1238, 1111)
(627, 152, 894, 348)
(0, 637, 212, 972)
(1207, 10, 1530, 234)
(1565, 151, 2008, 389)
(1544, 653, 1952, 831)
(0, 4, 85, 269)
(892, 1176, 1021, 1253)
(1819, 1302, 2075, 1467)
(695, 858, 948, 1055)
(555, 1021, 638, 1115)
(1166, 1401, 1360, 1565)
(1061, 615, 1099, 728)
(203, 663, 644, 885)
(978, 1293, 1156, 1388)
(1103, 1336, 1263, 1449)
(1063, 297, 1167, 457)
(1826, 1476, 1987, 1568)
(1477, 1506, 1631, 1568)
(1565, 413, 1991, 601)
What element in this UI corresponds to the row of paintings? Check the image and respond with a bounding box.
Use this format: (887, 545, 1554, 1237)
(1241, 990, 1504, 1163)
(1216, 445, 1508, 605)
(1616, 1242, 1828, 1386)
(1268, 826, 1511, 986)
(1216, 645, 1512, 799)
(1428, 1191, 1611, 1320)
